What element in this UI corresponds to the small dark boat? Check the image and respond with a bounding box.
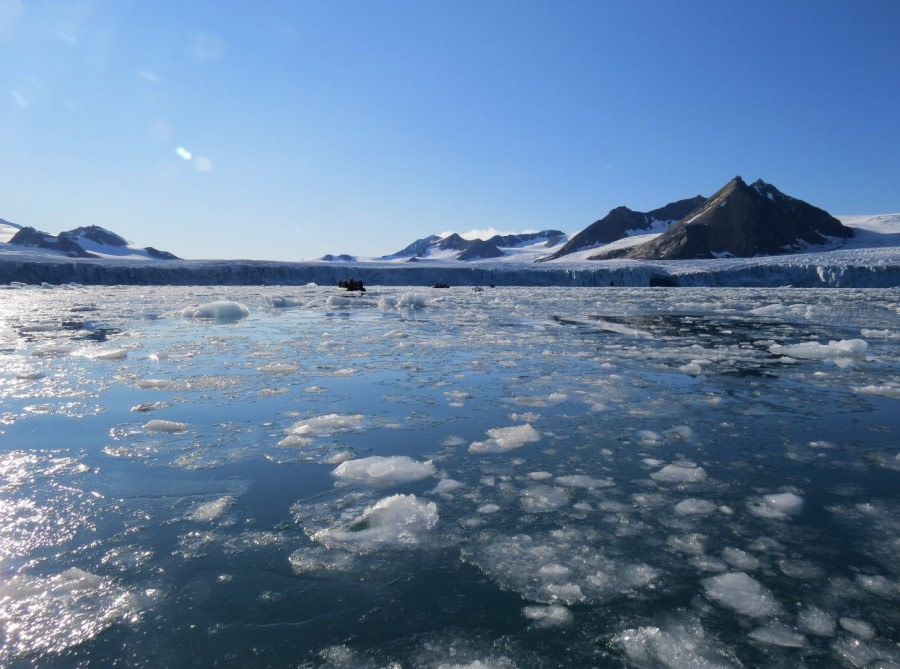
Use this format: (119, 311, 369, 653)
(338, 279, 366, 292)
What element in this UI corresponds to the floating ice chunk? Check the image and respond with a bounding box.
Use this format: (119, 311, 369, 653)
(689, 555, 728, 572)
(555, 474, 614, 489)
(378, 296, 398, 310)
(278, 434, 313, 447)
(477, 503, 501, 514)
(839, 617, 875, 639)
(265, 295, 302, 308)
(722, 547, 760, 571)
(182, 300, 250, 321)
(325, 295, 352, 308)
(666, 425, 694, 440)
(748, 492, 804, 520)
(855, 574, 900, 598)
(143, 419, 187, 433)
(852, 383, 900, 399)
(679, 362, 703, 376)
(137, 378, 173, 390)
(469, 424, 540, 454)
(521, 485, 569, 513)
(258, 362, 299, 374)
(522, 604, 573, 627)
(769, 339, 867, 361)
(432, 478, 463, 494)
(189, 496, 234, 521)
(830, 636, 900, 668)
(674, 498, 717, 516)
(701, 572, 781, 617)
(286, 413, 363, 437)
(798, 605, 836, 636)
(748, 624, 806, 647)
(778, 559, 824, 579)
(527, 471, 553, 480)
(397, 292, 429, 309)
(651, 462, 708, 484)
(311, 494, 438, 550)
(613, 620, 740, 669)
(332, 456, 436, 487)
(89, 348, 128, 360)
(667, 533, 706, 555)
(637, 430, 662, 445)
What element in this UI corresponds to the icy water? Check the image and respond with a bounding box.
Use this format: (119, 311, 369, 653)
(1, 285, 899, 668)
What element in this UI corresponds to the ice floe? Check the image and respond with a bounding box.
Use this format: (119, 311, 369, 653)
(701, 572, 781, 617)
(311, 494, 438, 550)
(468, 424, 540, 454)
(332, 456, 436, 487)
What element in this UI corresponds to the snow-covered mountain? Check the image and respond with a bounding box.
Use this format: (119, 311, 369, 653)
(383, 230, 567, 262)
(2, 223, 178, 260)
(591, 177, 852, 260)
(542, 196, 706, 261)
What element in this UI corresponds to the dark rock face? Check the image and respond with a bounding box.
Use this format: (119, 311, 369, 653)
(321, 254, 357, 262)
(7, 223, 180, 260)
(616, 177, 852, 260)
(386, 235, 442, 258)
(61, 225, 128, 247)
(456, 239, 504, 260)
(145, 247, 180, 260)
(9, 227, 98, 257)
(545, 196, 705, 260)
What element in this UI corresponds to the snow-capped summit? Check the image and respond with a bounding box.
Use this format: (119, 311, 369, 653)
(595, 176, 853, 260)
(4, 223, 179, 259)
(383, 229, 566, 262)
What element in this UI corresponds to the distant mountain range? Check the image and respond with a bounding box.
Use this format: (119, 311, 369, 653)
(376, 176, 856, 264)
(0, 221, 179, 260)
(0, 177, 882, 266)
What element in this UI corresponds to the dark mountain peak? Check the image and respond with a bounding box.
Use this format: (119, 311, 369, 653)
(61, 225, 128, 247)
(614, 177, 852, 260)
(385, 234, 442, 259)
(457, 239, 503, 261)
(10, 226, 98, 257)
(544, 196, 705, 261)
(437, 233, 470, 251)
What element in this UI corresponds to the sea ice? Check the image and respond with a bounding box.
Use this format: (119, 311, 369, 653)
(748, 492, 804, 520)
(143, 419, 187, 433)
(181, 300, 250, 321)
(674, 498, 717, 515)
(701, 572, 781, 617)
(748, 624, 806, 648)
(311, 494, 438, 551)
(432, 478, 464, 494)
(769, 339, 868, 361)
(651, 462, 708, 484)
(285, 413, 363, 438)
(397, 292, 429, 309)
(468, 424, 540, 454)
(798, 605, 836, 636)
(332, 456, 436, 487)
(839, 616, 876, 639)
(522, 604, 573, 627)
(257, 362, 300, 374)
(554, 474, 614, 489)
(613, 619, 740, 669)
(189, 496, 234, 522)
(520, 485, 569, 513)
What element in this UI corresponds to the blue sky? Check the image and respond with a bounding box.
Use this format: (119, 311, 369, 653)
(1, 1, 898, 260)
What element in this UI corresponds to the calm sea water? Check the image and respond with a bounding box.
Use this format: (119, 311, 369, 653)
(1, 285, 898, 668)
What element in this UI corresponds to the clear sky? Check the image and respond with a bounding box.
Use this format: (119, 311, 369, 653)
(1, 1, 898, 260)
